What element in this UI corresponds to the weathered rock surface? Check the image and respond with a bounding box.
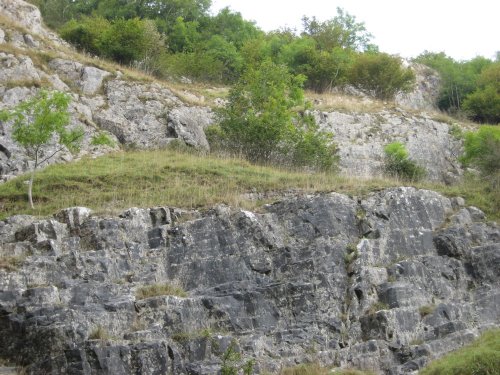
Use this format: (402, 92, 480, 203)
(315, 110, 463, 183)
(1, 188, 498, 374)
(395, 63, 441, 111)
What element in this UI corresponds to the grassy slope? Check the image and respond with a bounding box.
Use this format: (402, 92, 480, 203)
(420, 329, 500, 375)
(0, 148, 498, 220)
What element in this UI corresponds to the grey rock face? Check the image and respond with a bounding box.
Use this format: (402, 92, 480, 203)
(167, 106, 213, 149)
(315, 110, 463, 183)
(0, 53, 41, 84)
(0, 188, 498, 374)
(395, 63, 441, 111)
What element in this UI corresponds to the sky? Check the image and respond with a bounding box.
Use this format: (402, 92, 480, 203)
(210, 0, 499, 61)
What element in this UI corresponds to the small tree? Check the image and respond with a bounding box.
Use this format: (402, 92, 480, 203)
(0, 90, 83, 208)
(349, 52, 415, 100)
(212, 60, 337, 170)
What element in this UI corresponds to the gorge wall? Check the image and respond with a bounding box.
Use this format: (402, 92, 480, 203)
(1, 187, 499, 374)
(0, 2, 498, 374)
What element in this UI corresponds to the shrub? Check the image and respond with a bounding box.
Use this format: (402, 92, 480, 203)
(463, 85, 500, 124)
(383, 142, 425, 181)
(348, 52, 415, 100)
(460, 125, 500, 186)
(214, 60, 338, 170)
(420, 329, 500, 375)
(59, 16, 111, 56)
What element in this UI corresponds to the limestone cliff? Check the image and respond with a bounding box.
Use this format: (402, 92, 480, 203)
(1, 0, 463, 184)
(0, 188, 498, 374)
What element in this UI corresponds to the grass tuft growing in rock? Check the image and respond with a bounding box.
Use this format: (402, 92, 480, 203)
(419, 329, 500, 375)
(419, 304, 436, 318)
(88, 325, 112, 340)
(0, 256, 25, 272)
(135, 283, 187, 300)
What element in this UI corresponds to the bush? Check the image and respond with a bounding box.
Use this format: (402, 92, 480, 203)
(59, 16, 111, 56)
(420, 329, 500, 375)
(213, 60, 338, 170)
(60, 17, 164, 66)
(383, 142, 425, 181)
(348, 52, 415, 100)
(460, 125, 500, 186)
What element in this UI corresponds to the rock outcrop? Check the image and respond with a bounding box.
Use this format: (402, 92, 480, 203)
(1, 188, 498, 374)
(315, 110, 462, 183)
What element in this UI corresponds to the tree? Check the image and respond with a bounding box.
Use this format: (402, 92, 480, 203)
(462, 63, 500, 124)
(348, 52, 415, 100)
(301, 8, 373, 51)
(0, 90, 83, 208)
(212, 60, 337, 170)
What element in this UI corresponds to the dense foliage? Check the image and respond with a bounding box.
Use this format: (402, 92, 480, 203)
(210, 61, 338, 170)
(415, 52, 500, 123)
(460, 125, 500, 186)
(31, 1, 499, 122)
(31, 0, 415, 99)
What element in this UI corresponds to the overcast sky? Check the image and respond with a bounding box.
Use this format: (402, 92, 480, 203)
(210, 0, 499, 61)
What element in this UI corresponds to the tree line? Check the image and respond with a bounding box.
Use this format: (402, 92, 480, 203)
(30, 0, 499, 123)
(30, 0, 415, 100)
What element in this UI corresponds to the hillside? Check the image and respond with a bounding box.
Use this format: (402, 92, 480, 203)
(0, 0, 469, 184)
(0, 1, 499, 375)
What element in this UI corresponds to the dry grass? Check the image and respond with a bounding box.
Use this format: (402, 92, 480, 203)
(279, 364, 375, 375)
(88, 325, 112, 340)
(0, 256, 25, 272)
(135, 283, 187, 300)
(306, 91, 386, 113)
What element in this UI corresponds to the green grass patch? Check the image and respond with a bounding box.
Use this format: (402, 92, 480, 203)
(420, 329, 500, 375)
(0, 149, 497, 221)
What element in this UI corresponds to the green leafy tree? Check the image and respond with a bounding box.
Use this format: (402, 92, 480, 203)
(0, 90, 83, 208)
(415, 52, 493, 113)
(462, 63, 500, 124)
(168, 16, 201, 53)
(98, 18, 164, 64)
(349, 52, 415, 100)
(199, 7, 263, 49)
(213, 60, 337, 170)
(59, 16, 111, 56)
(383, 142, 425, 181)
(301, 8, 373, 51)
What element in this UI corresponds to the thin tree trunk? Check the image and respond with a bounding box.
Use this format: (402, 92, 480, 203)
(28, 169, 34, 209)
(29, 149, 39, 209)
